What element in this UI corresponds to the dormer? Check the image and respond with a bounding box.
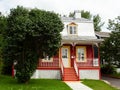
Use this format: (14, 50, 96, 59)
(67, 22, 78, 35)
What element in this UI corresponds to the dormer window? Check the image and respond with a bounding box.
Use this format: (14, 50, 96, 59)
(69, 26, 77, 34)
(68, 22, 78, 35)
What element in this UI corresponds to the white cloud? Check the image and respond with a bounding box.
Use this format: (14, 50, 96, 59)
(0, 0, 120, 31)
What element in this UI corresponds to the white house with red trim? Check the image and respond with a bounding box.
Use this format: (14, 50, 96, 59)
(32, 11, 103, 81)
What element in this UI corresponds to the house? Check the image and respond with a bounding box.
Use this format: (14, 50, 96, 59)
(95, 31, 110, 39)
(32, 11, 103, 81)
(95, 31, 111, 65)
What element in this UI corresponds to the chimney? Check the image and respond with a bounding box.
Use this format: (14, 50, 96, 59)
(74, 10, 81, 19)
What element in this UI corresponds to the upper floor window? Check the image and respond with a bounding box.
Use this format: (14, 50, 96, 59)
(67, 22, 78, 35)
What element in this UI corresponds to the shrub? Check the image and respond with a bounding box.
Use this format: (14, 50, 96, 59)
(101, 64, 117, 74)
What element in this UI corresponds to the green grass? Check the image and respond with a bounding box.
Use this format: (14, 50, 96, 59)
(82, 79, 119, 90)
(0, 75, 72, 90)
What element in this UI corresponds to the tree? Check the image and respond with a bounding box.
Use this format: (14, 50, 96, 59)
(81, 10, 92, 19)
(69, 12, 74, 17)
(69, 10, 92, 19)
(69, 10, 104, 32)
(93, 14, 104, 32)
(100, 16, 120, 67)
(3, 6, 63, 83)
(0, 13, 7, 74)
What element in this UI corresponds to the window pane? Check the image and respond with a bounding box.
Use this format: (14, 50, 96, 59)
(78, 48, 84, 61)
(93, 45, 98, 58)
(62, 48, 68, 58)
(69, 26, 77, 34)
(70, 26, 72, 34)
(73, 26, 76, 34)
(44, 56, 51, 60)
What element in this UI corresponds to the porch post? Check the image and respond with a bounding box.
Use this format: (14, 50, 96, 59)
(98, 43, 101, 79)
(59, 47, 62, 67)
(71, 42, 76, 67)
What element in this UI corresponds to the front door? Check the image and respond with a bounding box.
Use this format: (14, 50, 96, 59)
(61, 46, 70, 67)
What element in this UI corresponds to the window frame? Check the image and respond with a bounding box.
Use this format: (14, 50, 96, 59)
(76, 46, 87, 62)
(67, 22, 78, 35)
(42, 56, 53, 62)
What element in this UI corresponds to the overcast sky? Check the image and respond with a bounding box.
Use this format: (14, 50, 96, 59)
(0, 0, 120, 32)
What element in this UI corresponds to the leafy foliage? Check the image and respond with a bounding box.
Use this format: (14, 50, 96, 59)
(81, 10, 92, 19)
(29, 9, 63, 57)
(93, 14, 104, 32)
(2, 6, 63, 83)
(69, 10, 104, 32)
(100, 16, 120, 67)
(0, 13, 7, 74)
(69, 10, 92, 19)
(101, 64, 117, 74)
(69, 12, 74, 17)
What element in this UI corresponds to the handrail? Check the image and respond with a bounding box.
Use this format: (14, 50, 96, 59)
(73, 59, 79, 78)
(60, 58, 64, 79)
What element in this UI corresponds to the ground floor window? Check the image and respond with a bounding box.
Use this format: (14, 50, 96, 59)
(76, 46, 87, 62)
(42, 52, 53, 62)
(42, 55, 53, 62)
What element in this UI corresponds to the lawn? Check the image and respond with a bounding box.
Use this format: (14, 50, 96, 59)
(0, 75, 72, 90)
(0, 75, 119, 90)
(82, 79, 119, 90)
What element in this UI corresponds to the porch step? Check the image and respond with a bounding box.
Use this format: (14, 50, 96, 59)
(63, 67, 79, 81)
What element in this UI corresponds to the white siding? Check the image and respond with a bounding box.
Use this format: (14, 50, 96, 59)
(77, 23, 95, 36)
(61, 22, 96, 37)
(61, 22, 69, 36)
(79, 70, 99, 80)
(31, 70, 61, 79)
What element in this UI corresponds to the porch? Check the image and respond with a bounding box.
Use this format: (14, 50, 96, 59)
(37, 58, 99, 68)
(36, 43, 100, 80)
(37, 43, 100, 68)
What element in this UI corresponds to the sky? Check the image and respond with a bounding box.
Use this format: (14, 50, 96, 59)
(0, 0, 120, 32)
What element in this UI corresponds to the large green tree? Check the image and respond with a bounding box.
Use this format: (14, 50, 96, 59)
(100, 16, 120, 67)
(3, 6, 63, 83)
(69, 10, 104, 32)
(0, 13, 7, 73)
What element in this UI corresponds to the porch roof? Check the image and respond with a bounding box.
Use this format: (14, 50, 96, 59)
(61, 35, 103, 45)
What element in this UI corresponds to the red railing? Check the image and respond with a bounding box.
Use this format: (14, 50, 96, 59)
(38, 58, 59, 67)
(77, 58, 93, 67)
(60, 58, 64, 80)
(73, 59, 79, 79)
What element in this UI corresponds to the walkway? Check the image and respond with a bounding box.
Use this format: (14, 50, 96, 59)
(65, 81, 93, 90)
(102, 76, 120, 89)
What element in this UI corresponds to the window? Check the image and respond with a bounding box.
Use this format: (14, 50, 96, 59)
(76, 46, 86, 62)
(42, 52, 53, 62)
(69, 26, 77, 34)
(62, 48, 68, 58)
(68, 22, 78, 35)
(42, 55, 53, 62)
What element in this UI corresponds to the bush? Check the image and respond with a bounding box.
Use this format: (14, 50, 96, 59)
(0, 60, 2, 74)
(15, 50, 38, 83)
(1, 46, 14, 75)
(101, 64, 117, 74)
